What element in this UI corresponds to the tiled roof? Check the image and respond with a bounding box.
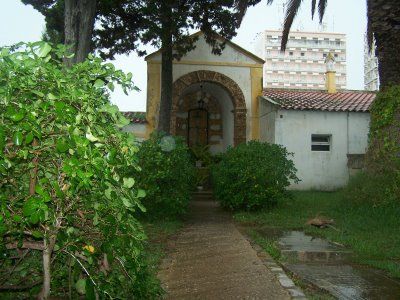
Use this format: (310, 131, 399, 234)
(122, 112, 147, 124)
(262, 89, 376, 112)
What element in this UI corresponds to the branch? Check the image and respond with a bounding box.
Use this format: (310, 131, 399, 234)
(62, 250, 97, 287)
(115, 257, 133, 281)
(0, 279, 42, 291)
(29, 139, 39, 195)
(6, 241, 44, 251)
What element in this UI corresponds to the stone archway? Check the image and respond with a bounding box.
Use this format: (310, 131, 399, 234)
(171, 70, 247, 146)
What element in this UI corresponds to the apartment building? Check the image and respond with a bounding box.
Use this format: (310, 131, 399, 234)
(255, 30, 347, 90)
(364, 35, 379, 91)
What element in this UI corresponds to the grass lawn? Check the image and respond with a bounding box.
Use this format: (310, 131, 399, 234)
(141, 219, 183, 297)
(234, 191, 400, 278)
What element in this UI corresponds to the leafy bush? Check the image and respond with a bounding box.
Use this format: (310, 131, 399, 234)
(0, 42, 160, 298)
(134, 133, 196, 219)
(368, 85, 400, 174)
(344, 171, 400, 206)
(211, 141, 298, 211)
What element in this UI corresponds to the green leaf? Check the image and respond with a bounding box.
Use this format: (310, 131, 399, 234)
(93, 79, 105, 88)
(137, 201, 147, 213)
(13, 132, 23, 146)
(0, 126, 5, 151)
(105, 187, 112, 199)
(75, 279, 86, 295)
(32, 90, 44, 98)
(56, 139, 69, 153)
(32, 230, 43, 238)
(123, 177, 135, 188)
(93, 212, 99, 226)
(137, 189, 146, 198)
(13, 215, 22, 222)
(35, 185, 51, 202)
(107, 82, 115, 92)
(25, 132, 34, 144)
(22, 198, 47, 224)
(116, 115, 130, 128)
(38, 42, 52, 58)
(122, 197, 133, 208)
(10, 111, 25, 122)
(86, 279, 96, 300)
(47, 93, 57, 100)
(86, 130, 98, 142)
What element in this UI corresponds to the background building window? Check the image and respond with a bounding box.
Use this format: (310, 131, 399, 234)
(311, 134, 331, 151)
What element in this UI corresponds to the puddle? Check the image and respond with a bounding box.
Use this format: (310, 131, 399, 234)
(288, 263, 400, 300)
(254, 227, 400, 299)
(278, 230, 342, 252)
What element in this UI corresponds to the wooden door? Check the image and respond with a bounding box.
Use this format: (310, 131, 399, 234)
(188, 108, 208, 147)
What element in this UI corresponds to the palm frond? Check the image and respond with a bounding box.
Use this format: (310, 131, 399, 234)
(281, 0, 303, 51)
(234, 0, 264, 26)
(318, 0, 328, 23)
(311, 0, 317, 19)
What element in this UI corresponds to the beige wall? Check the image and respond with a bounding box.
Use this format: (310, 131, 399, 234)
(146, 33, 264, 142)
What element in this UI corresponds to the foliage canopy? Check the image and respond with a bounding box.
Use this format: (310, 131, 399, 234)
(134, 133, 196, 219)
(211, 141, 298, 211)
(0, 42, 158, 298)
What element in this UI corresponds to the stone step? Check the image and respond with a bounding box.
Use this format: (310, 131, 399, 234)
(191, 190, 214, 201)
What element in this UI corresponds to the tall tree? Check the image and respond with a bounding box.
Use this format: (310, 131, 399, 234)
(95, 0, 257, 133)
(22, 0, 97, 65)
(23, 0, 255, 133)
(64, 0, 97, 66)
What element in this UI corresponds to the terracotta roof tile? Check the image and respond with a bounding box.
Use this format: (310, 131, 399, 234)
(262, 89, 376, 112)
(122, 112, 147, 124)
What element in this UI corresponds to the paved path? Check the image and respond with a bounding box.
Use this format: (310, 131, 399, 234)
(158, 194, 291, 299)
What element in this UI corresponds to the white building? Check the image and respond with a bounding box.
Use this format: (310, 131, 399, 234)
(259, 89, 375, 190)
(125, 31, 375, 191)
(255, 30, 347, 90)
(364, 35, 379, 91)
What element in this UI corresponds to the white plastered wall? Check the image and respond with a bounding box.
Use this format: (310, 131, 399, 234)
(260, 104, 371, 190)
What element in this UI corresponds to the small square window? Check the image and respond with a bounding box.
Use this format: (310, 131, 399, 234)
(311, 134, 331, 151)
(301, 52, 305, 56)
(323, 53, 327, 58)
(289, 51, 293, 56)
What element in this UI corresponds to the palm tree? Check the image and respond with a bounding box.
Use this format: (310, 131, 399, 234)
(235, 0, 400, 88)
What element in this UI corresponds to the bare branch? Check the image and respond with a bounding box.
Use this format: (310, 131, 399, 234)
(0, 280, 42, 291)
(6, 241, 44, 251)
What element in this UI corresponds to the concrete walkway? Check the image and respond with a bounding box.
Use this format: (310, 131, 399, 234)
(158, 194, 291, 299)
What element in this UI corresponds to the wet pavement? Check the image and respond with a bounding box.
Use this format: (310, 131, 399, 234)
(158, 195, 292, 299)
(255, 227, 400, 300)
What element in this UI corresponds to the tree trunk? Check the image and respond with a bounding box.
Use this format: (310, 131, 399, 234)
(157, 3, 173, 134)
(366, 0, 400, 172)
(64, 0, 97, 66)
(37, 235, 56, 300)
(368, 0, 400, 89)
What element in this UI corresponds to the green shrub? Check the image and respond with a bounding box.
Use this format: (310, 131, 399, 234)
(368, 85, 400, 174)
(0, 42, 160, 299)
(344, 171, 400, 206)
(135, 133, 196, 219)
(211, 141, 298, 211)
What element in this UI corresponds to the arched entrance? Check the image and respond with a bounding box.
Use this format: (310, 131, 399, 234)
(171, 70, 247, 147)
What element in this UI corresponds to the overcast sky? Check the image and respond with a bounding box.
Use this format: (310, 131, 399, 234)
(1, 0, 367, 112)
